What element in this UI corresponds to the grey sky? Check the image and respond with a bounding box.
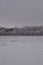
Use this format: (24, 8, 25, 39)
(0, 0, 43, 27)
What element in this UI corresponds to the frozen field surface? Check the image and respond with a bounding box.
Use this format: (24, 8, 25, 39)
(0, 36, 43, 65)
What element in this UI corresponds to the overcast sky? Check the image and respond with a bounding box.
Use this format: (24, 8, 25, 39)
(0, 0, 43, 27)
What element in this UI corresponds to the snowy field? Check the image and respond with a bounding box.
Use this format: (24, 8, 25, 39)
(0, 36, 43, 65)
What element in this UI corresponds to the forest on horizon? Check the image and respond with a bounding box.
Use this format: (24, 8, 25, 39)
(0, 26, 43, 35)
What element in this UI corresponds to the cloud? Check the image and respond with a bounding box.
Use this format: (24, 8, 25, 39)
(0, 0, 43, 27)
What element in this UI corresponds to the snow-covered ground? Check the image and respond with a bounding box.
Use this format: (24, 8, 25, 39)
(0, 36, 43, 65)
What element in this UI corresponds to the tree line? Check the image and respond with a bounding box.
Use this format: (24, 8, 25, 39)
(0, 26, 43, 35)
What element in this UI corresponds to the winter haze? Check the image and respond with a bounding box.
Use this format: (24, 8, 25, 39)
(0, 0, 43, 27)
